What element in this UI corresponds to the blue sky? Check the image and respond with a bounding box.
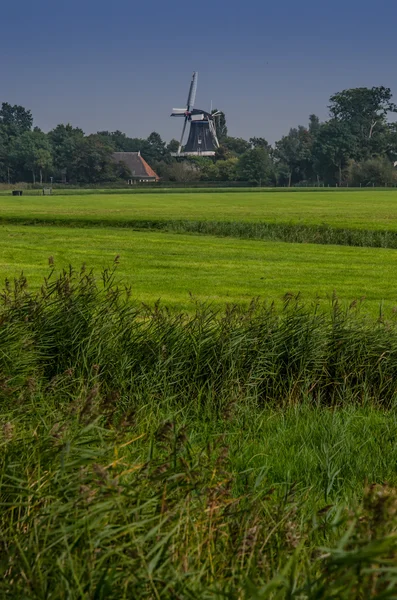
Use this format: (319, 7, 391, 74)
(2, 0, 396, 143)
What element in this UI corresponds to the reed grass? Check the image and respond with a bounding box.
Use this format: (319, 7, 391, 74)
(2, 262, 397, 406)
(9, 217, 396, 249)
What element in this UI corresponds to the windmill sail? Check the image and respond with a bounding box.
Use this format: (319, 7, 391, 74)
(170, 72, 220, 156)
(186, 72, 198, 111)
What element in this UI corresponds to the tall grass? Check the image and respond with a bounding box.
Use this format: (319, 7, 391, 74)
(2, 261, 397, 407)
(3, 265, 397, 596)
(4, 217, 397, 249)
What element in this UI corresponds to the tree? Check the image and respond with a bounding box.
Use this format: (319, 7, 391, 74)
(48, 124, 84, 182)
(274, 127, 312, 186)
(328, 87, 397, 160)
(96, 130, 146, 152)
(167, 139, 179, 153)
(312, 120, 357, 185)
(0, 125, 10, 182)
(220, 137, 251, 158)
(32, 130, 53, 184)
(237, 148, 272, 185)
(143, 132, 170, 164)
(9, 130, 53, 184)
(9, 131, 36, 183)
(0, 103, 33, 137)
(212, 109, 228, 142)
(166, 160, 200, 183)
(308, 114, 321, 135)
(249, 137, 270, 150)
(217, 158, 238, 181)
(67, 135, 118, 184)
(346, 157, 397, 187)
(329, 87, 397, 137)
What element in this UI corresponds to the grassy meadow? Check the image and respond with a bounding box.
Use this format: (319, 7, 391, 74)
(1, 224, 397, 312)
(3, 189, 397, 597)
(2, 189, 397, 230)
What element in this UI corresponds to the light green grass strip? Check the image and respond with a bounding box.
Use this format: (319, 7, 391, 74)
(1, 190, 397, 230)
(1, 224, 397, 314)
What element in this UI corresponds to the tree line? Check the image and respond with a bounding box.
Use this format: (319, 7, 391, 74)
(1, 86, 397, 186)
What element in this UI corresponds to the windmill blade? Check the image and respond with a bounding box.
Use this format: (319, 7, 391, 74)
(178, 116, 188, 153)
(171, 108, 188, 116)
(186, 72, 198, 112)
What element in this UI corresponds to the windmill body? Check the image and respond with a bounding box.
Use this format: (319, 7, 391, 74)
(171, 72, 220, 157)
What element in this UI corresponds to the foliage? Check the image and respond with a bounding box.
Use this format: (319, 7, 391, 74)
(312, 120, 357, 185)
(250, 136, 271, 150)
(212, 108, 228, 141)
(9, 129, 53, 184)
(162, 159, 200, 183)
(346, 157, 397, 187)
(220, 136, 251, 157)
(274, 125, 314, 186)
(0, 102, 33, 137)
(237, 147, 273, 184)
(329, 86, 397, 137)
(167, 138, 179, 153)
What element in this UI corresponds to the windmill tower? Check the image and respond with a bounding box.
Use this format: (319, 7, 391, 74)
(171, 72, 220, 156)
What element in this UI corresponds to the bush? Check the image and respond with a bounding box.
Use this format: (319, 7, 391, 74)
(346, 157, 397, 187)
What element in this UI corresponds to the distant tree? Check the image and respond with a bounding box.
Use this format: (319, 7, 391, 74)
(48, 124, 84, 182)
(113, 159, 132, 180)
(67, 135, 118, 184)
(97, 130, 146, 153)
(32, 130, 53, 184)
(212, 109, 228, 142)
(221, 136, 251, 157)
(0, 125, 10, 182)
(329, 87, 397, 137)
(312, 120, 357, 185)
(166, 160, 200, 183)
(167, 139, 180, 153)
(346, 157, 397, 187)
(217, 157, 238, 181)
(143, 132, 170, 164)
(274, 127, 312, 186)
(0, 102, 33, 137)
(308, 114, 321, 135)
(328, 87, 397, 161)
(249, 137, 270, 150)
(214, 145, 231, 161)
(187, 156, 218, 181)
(237, 148, 272, 185)
(9, 131, 49, 184)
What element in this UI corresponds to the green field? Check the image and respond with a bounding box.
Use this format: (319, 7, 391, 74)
(4, 189, 397, 596)
(2, 189, 397, 230)
(2, 224, 397, 312)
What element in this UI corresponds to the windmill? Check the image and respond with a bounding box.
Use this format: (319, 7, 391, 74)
(171, 72, 221, 156)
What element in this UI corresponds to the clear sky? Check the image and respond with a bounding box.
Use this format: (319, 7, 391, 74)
(2, 0, 396, 143)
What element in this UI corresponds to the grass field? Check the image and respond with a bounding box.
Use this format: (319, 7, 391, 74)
(2, 189, 397, 230)
(4, 189, 397, 597)
(1, 224, 397, 312)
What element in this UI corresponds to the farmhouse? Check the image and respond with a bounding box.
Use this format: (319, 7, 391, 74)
(112, 151, 159, 184)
